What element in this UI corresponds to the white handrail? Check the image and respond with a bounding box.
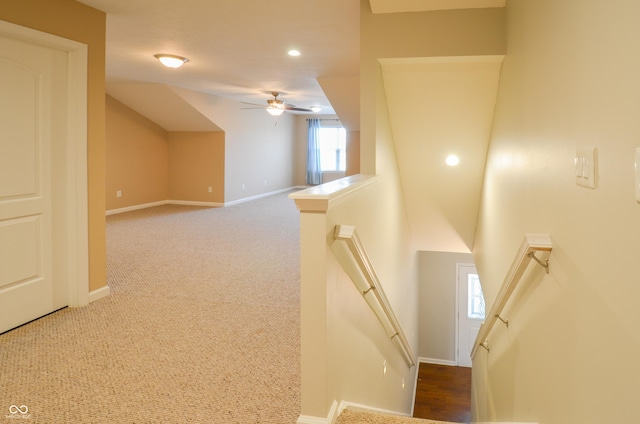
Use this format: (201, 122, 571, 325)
(470, 233, 553, 359)
(334, 225, 417, 368)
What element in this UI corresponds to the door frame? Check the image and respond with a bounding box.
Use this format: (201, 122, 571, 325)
(0, 20, 89, 307)
(454, 262, 477, 366)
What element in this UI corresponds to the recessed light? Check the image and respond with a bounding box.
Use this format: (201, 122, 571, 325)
(154, 54, 188, 68)
(445, 154, 460, 166)
(288, 49, 301, 57)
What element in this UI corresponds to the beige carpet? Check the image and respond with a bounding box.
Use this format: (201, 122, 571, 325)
(0, 192, 301, 423)
(336, 409, 463, 424)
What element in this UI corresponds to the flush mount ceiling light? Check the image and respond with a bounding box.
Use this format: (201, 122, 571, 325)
(310, 105, 322, 113)
(154, 54, 189, 68)
(445, 154, 460, 166)
(288, 49, 301, 57)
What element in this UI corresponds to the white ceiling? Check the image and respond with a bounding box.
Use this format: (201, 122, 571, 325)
(380, 56, 503, 252)
(76, 0, 361, 119)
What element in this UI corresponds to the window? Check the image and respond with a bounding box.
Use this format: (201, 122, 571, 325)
(467, 273, 485, 319)
(318, 126, 346, 171)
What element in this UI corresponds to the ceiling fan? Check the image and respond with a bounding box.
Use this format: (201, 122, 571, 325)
(242, 91, 314, 116)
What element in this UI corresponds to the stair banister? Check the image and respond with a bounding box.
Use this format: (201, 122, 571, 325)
(470, 233, 553, 359)
(334, 224, 416, 368)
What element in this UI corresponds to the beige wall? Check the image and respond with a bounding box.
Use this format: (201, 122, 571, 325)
(360, 3, 505, 174)
(473, 0, 640, 423)
(169, 87, 297, 202)
(330, 0, 506, 416)
(168, 131, 224, 203)
(0, 0, 107, 292)
(346, 130, 360, 176)
(106, 95, 170, 210)
(418, 251, 473, 363)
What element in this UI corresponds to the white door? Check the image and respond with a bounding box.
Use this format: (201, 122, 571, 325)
(0, 30, 69, 333)
(456, 264, 485, 367)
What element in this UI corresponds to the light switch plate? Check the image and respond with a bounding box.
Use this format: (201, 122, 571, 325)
(635, 148, 640, 202)
(576, 148, 596, 189)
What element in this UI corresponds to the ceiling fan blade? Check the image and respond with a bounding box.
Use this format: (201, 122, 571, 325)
(241, 101, 267, 107)
(284, 105, 313, 112)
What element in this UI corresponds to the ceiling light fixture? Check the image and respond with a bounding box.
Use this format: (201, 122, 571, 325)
(154, 54, 189, 68)
(446, 154, 460, 166)
(288, 49, 301, 57)
(310, 106, 322, 113)
(266, 106, 285, 117)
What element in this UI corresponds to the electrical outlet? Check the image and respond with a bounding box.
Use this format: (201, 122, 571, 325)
(208, 186, 212, 193)
(242, 184, 245, 190)
(116, 190, 122, 198)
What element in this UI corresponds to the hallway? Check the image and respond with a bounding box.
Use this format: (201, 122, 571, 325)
(413, 363, 471, 423)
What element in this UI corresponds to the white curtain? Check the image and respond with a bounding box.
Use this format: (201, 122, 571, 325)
(306, 118, 322, 185)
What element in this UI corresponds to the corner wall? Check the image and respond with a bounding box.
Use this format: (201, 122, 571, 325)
(473, 1, 640, 422)
(168, 131, 224, 203)
(106, 95, 169, 210)
(169, 87, 297, 203)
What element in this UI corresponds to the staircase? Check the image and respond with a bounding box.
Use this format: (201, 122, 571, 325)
(336, 409, 463, 424)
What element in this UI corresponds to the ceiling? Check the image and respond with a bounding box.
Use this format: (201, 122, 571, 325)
(75, 0, 504, 126)
(76, 0, 505, 253)
(76, 0, 361, 119)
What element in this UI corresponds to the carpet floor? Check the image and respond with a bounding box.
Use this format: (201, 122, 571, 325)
(0, 191, 301, 423)
(336, 409, 463, 424)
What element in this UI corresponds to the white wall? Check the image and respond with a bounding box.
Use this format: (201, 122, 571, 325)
(473, 0, 640, 423)
(170, 87, 296, 202)
(418, 251, 474, 363)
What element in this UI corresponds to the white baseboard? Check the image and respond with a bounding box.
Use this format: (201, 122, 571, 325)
(297, 401, 339, 424)
(106, 187, 301, 216)
(338, 401, 410, 418)
(169, 200, 223, 207)
(418, 356, 457, 366)
(224, 187, 299, 207)
(106, 200, 168, 216)
(296, 399, 415, 424)
(88, 285, 110, 303)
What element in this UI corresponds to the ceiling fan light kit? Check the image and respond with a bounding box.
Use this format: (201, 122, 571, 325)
(241, 91, 317, 116)
(267, 107, 285, 116)
(154, 54, 189, 68)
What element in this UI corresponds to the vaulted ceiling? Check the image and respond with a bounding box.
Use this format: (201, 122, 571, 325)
(77, 0, 505, 253)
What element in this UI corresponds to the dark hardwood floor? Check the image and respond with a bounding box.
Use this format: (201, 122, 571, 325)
(412, 362, 471, 423)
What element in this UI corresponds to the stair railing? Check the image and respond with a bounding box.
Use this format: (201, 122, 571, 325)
(470, 233, 553, 359)
(334, 224, 416, 368)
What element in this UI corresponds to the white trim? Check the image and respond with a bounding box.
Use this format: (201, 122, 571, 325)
(338, 401, 410, 418)
(106, 187, 303, 216)
(106, 201, 169, 216)
(169, 200, 223, 207)
(296, 401, 339, 424)
(419, 357, 457, 367)
(455, 262, 477, 366)
(225, 187, 299, 207)
(0, 20, 89, 308)
(88, 285, 111, 303)
(295, 399, 416, 424)
(296, 416, 328, 424)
